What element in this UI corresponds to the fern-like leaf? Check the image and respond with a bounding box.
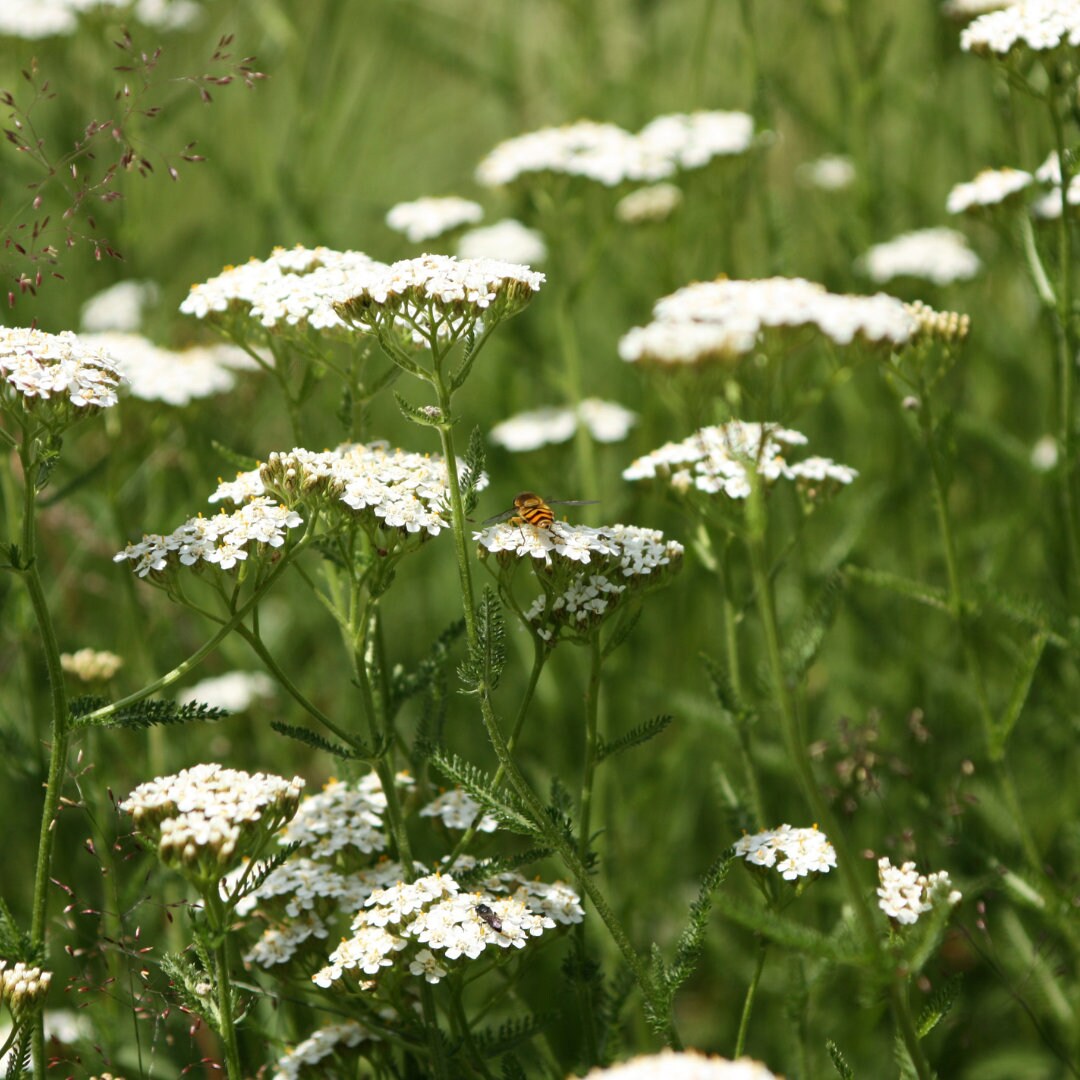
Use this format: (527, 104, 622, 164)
(827, 1039, 855, 1079)
(460, 426, 486, 516)
(449, 849, 553, 889)
(431, 751, 535, 835)
(917, 975, 961, 1039)
(211, 440, 260, 474)
(459, 588, 507, 692)
(0, 899, 32, 963)
(71, 697, 227, 732)
(664, 854, 733, 995)
(269, 720, 368, 760)
(473, 1014, 555, 1057)
(781, 571, 845, 681)
(844, 565, 950, 614)
(394, 390, 445, 428)
(597, 715, 673, 763)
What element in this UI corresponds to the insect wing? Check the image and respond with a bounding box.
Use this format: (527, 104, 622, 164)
(546, 498, 599, 508)
(481, 506, 517, 526)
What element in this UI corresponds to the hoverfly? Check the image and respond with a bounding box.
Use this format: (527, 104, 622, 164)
(483, 491, 598, 530)
(475, 902, 503, 932)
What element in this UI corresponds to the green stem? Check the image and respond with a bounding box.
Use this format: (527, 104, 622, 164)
(204, 890, 243, 1080)
(420, 984, 450, 1080)
(743, 480, 932, 1080)
(448, 642, 548, 864)
(733, 938, 768, 1058)
(554, 298, 599, 517)
(1048, 90, 1080, 594)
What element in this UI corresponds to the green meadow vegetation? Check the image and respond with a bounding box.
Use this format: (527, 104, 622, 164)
(1, 1, 1079, 1077)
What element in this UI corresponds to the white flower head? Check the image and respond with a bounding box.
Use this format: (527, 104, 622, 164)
(858, 228, 981, 285)
(280, 777, 388, 858)
(620, 277, 917, 367)
(178, 671, 275, 713)
(877, 856, 962, 925)
(960, 0, 1080, 55)
(490, 398, 636, 452)
(0, 327, 122, 417)
(60, 648, 124, 682)
(734, 824, 837, 880)
(180, 245, 388, 336)
(624, 421, 856, 507)
(80, 280, 160, 332)
(386, 196, 484, 243)
(121, 764, 305, 882)
(615, 183, 684, 224)
(583, 1050, 779, 1079)
(0, 962, 52, 1012)
(457, 219, 548, 265)
(946, 167, 1033, 213)
(270, 1021, 372, 1080)
(943, 0, 1019, 18)
(796, 154, 856, 191)
(420, 788, 498, 833)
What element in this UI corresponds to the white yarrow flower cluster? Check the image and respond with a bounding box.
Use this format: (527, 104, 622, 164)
(457, 219, 549, 265)
(0, 327, 122, 413)
(280, 778, 388, 858)
(60, 648, 124, 682)
(178, 671, 276, 713)
(211, 441, 486, 542)
(620, 277, 916, 366)
(81, 332, 253, 406)
(1030, 156, 1080, 218)
(121, 764, 304, 881)
(271, 1021, 372, 1080)
(312, 871, 572, 989)
(386, 196, 484, 243)
(734, 825, 837, 880)
(477, 111, 754, 189)
(180, 245, 388, 333)
(490, 398, 637, 452)
(945, 167, 1033, 213)
(858, 228, 981, 285)
(583, 1050, 779, 1079)
(114, 497, 303, 578)
(624, 422, 857, 503)
(795, 154, 856, 191)
(419, 789, 498, 833)
(943, 0, 1019, 18)
(615, 182, 684, 224)
(960, 0, 1080, 54)
(80, 280, 160, 332)
(877, 857, 963, 925)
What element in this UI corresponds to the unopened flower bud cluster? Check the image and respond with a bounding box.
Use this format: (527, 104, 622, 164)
(0, 327, 122, 416)
(905, 301, 972, 344)
(121, 764, 305, 882)
(620, 277, 916, 367)
(876, 857, 962, 925)
(733, 824, 837, 880)
(312, 869, 581, 990)
(114, 497, 303, 578)
(624, 422, 857, 504)
(60, 648, 124, 682)
(210, 441, 486, 544)
(0, 961, 52, 1012)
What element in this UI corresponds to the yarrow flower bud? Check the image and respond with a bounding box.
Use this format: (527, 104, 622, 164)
(734, 824, 837, 880)
(121, 764, 305, 884)
(60, 648, 124, 682)
(0, 961, 52, 1013)
(0, 327, 122, 421)
(876, 856, 962, 925)
(904, 300, 972, 344)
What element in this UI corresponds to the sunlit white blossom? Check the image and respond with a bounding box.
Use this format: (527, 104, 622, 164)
(796, 154, 856, 191)
(960, 0, 1080, 54)
(0, 327, 122, 412)
(80, 280, 160, 332)
(734, 824, 837, 880)
(946, 167, 1033, 213)
(280, 777, 387, 858)
(386, 196, 484, 243)
(877, 857, 962, 925)
(583, 1050, 779, 1079)
(457, 219, 549, 265)
(858, 228, 981, 285)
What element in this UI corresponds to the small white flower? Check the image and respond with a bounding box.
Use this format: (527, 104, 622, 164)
(582, 1049, 779, 1078)
(386, 196, 484, 243)
(177, 671, 276, 713)
(490, 398, 636, 452)
(1031, 434, 1059, 472)
(960, 0, 1080, 54)
(946, 167, 1033, 213)
(419, 788, 498, 833)
(60, 648, 124, 682)
(457, 219, 548, 265)
(615, 183, 683, 224)
(270, 1021, 371, 1080)
(877, 856, 962, 925)
(858, 228, 981, 285)
(734, 825, 837, 880)
(80, 280, 160, 332)
(796, 154, 856, 191)
(0, 327, 122, 411)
